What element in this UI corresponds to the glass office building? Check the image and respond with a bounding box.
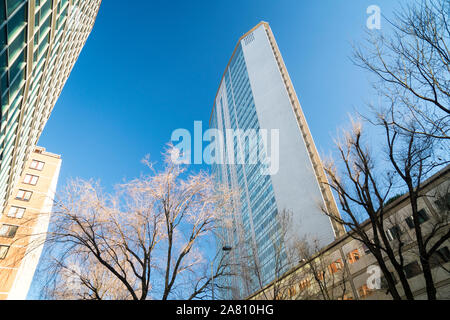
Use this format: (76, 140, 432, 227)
(0, 0, 101, 213)
(210, 22, 346, 298)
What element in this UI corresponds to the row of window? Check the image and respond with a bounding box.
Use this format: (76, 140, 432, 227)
(30, 159, 44, 171)
(283, 247, 369, 298)
(23, 173, 38, 185)
(359, 248, 450, 299)
(0, 225, 17, 258)
(0, 159, 46, 260)
(7, 205, 25, 218)
(289, 244, 450, 299)
(12, 159, 45, 202)
(21, 159, 44, 187)
(15, 188, 31, 201)
(325, 249, 363, 277)
(0, 223, 17, 238)
(386, 208, 430, 241)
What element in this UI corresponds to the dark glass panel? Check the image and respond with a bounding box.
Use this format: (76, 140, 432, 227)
(6, 0, 24, 17)
(7, 3, 26, 39)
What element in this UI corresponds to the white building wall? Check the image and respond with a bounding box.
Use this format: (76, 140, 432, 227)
(240, 25, 335, 248)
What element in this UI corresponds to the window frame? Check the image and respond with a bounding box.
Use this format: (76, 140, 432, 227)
(0, 245, 10, 260)
(430, 246, 450, 268)
(358, 284, 373, 298)
(404, 261, 422, 279)
(386, 225, 402, 241)
(30, 159, 45, 171)
(328, 259, 344, 274)
(299, 278, 311, 290)
(405, 209, 430, 229)
(7, 205, 26, 219)
(433, 193, 450, 214)
(23, 173, 39, 185)
(0, 224, 19, 238)
(317, 270, 326, 281)
(348, 249, 361, 264)
(15, 189, 32, 201)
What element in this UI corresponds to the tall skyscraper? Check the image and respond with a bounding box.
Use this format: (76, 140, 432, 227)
(0, 146, 61, 300)
(210, 22, 345, 298)
(0, 0, 101, 213)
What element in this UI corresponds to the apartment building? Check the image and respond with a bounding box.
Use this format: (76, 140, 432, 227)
(0, 146, 61, 300)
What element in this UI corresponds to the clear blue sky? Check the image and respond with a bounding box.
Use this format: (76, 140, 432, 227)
(28, 0, 402, 299)
(37, 0, 401, 190)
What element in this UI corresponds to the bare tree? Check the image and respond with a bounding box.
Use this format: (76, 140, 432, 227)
(293, 238, 350, 300)
(322, 119, 449, 300)
(381, 117, 449, 299)
(353, 0, 449, 141)
(247, 0, 449, 301)
(227, 209, 297, 300)
(244, 214, 350, 301)
(420, 180, 450, 275)
(319, 0, 450, 301)
(37, 148, 235, 300)
(253, 209, 296, 300)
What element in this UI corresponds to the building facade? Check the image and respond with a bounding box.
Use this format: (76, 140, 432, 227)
(0, 146, 61, 300)
(0, 0, 101, 213)
(248, 166, 450, 300)
(210, 22, 345, 298)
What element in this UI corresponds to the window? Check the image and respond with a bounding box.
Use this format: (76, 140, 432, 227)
(380, 272, 397, 289)
(405, 209, 429, 229)
(434, 193, 450, 214)
(417, 209, 430, 223)
(405, 216, 414, 229)
(288, 286, 297, 298)
(361, 243, 371, 255)
(0, 245, 10, 259)
(386, 225, 402, 241)
(15, 189, 32, 201)
(358, 284, 373, 298)
(404, 261, 421, 279)
(7, 0, 25, 17)
(348, 249, 361, 264)
(0, 224, 18, 238)
(7, 206, 25, 219)
(328, 259, 344, 273)
(30, 160, 44, 171)
(317, 271, 325, 281)
(299, 279, 311, 290)
(23, 174, 39, 185)
(430, 246, 450, 268)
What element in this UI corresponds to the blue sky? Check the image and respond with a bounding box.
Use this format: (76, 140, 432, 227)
(37, 0, 401, 190)
(28, 0, 403, 298)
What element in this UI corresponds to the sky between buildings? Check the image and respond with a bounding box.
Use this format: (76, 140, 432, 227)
(28, 0, 403, 298)
(37, 0, 401, 190)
